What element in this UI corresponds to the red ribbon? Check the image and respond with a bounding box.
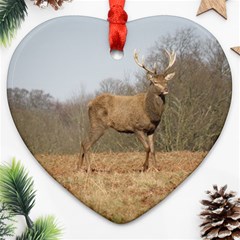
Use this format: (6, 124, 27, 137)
(108, 0, 128, 51)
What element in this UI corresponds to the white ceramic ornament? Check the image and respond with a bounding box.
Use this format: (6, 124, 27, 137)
(7, 16, 231, 223)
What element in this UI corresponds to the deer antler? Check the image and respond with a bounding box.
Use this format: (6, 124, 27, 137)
(134, 49, 156, 74)
(164, 50, 176, 73)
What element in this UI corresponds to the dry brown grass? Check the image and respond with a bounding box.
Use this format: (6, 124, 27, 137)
(36, 151, 207, 223)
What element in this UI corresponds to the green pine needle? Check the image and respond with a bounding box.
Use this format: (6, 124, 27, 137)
(0, 203, 16, 239)
(0, 159, 36, 225)
(0, 0, 27, 47)
(16, 216, 62, 240)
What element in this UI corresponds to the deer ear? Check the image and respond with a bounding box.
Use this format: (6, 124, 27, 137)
(165, 72, 175, 81)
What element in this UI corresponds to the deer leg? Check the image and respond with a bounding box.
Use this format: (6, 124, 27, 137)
(147, 133, 157, 168)
(78, 127, 105, 172)
(135, 131, 150, 171)
(78, 143, 85, 170)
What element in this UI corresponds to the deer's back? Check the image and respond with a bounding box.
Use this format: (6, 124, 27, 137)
(88, 93, 157, 133)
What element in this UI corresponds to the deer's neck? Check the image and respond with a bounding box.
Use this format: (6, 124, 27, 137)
(145, 85, 165, 123)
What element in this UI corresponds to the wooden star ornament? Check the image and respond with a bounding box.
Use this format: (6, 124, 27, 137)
(231, 47, 240, 56)
(197, 0, 227, 19)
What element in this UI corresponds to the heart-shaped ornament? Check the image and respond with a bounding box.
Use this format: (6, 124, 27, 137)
(7, 16, 231, 223)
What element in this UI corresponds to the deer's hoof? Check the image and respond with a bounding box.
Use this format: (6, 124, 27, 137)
(142, 165, 149, 172)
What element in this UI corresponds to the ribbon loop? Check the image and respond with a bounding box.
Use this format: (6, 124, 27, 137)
(108, 0, 128, 52)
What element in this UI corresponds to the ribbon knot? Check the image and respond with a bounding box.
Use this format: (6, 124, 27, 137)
(108, 1, 128, 52)
(108, 5, 128, 24)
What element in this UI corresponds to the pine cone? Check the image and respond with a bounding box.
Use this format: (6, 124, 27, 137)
(33, 0, 72, 10)
(200, 185, 240, 240)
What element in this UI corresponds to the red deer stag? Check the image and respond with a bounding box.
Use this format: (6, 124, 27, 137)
(78, 49, 176, 172)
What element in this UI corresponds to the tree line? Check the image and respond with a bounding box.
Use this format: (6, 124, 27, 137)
(8, 28, 232, 154)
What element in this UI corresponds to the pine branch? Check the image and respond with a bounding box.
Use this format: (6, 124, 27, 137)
(0, 0, 27, 47)
(0, 203, 16, 239)
(16, 216, 62, 240)
(0, 159, 36, 228)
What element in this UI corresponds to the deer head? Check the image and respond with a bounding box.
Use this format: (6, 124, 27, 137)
(134, 49, 176, 95)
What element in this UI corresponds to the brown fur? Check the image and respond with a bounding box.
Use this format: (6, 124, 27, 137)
(89, 90, 164, 133)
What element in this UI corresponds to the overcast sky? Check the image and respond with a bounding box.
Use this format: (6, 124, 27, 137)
(8, 16, 214, 101)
